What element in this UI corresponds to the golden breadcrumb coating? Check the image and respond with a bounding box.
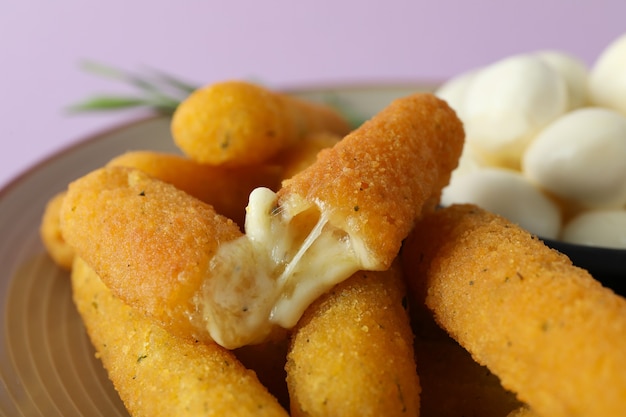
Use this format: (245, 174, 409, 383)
(403, 204, 626, 417)
(60, 166, 243, 342)
(285, 262, 421, 417)
(71, 257, 289, 417)
(278, 93, 464, 270)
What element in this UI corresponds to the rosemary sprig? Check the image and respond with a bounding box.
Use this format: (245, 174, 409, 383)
(68, 61, 199, 115)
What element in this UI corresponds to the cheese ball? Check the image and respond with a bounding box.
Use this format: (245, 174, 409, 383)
(589, 32, 626, 115)
(535, 50, 589, 110)
(561, 209, 626, 249)
(462, 54, 568, 169)
(441, 167, 562, 238)
(522, 107, 626, 208)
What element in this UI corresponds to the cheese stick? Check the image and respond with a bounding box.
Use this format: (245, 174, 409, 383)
(402, 204, 626, 417)
(60, 166, 244, 344)
(71, 256, 288, 417)
(285, 263, 421, 417)
(224, 92, 464, 334)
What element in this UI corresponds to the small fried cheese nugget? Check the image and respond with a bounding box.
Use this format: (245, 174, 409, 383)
(39, 191, 74, 270)
(60, 166, 244, 343)
(403, 204, 626, 417)
(285, 263, 420, 417)
(71, 257, 289, 417)
(171, 80, 352, 166)
(107, 150, 282, 227)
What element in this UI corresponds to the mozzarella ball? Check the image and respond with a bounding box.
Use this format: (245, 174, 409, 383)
(562, 210, 626, 249)
(535, 50, 589, 110)
(589, 32, 626, 115)
(462, 54, 568, 169)
(522, 107, 626, 208)
(441, 168, 562, 238)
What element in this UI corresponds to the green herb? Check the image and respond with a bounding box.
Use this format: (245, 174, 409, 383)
(68, 61, 200, 115)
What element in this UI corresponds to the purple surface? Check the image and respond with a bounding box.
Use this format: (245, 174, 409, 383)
(1, 0, 624, 188)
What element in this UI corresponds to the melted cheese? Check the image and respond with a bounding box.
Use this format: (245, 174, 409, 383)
(198, 187, 363, 349)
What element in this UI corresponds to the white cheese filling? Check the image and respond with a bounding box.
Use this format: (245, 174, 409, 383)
(198, 187, 366, 349)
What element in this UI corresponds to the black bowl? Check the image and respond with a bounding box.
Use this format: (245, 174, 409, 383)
(542, 238, 626, 296)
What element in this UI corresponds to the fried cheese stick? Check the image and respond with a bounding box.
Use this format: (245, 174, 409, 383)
(71, 257, 288, 417)
(402, 204, 626, 417)
(171, 80, 352, 166)
(61, 166, 244, 343)
(285, 263, 420, 417)
(234, 92, 464, 333)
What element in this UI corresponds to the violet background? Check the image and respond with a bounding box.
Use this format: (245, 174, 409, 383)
(1, 0, 624, 188)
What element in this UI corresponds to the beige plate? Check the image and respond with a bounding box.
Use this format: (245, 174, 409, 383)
(0, 84, 435, 416)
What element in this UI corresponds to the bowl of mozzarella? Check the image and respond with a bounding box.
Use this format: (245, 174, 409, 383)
(437, 32, 626, 294)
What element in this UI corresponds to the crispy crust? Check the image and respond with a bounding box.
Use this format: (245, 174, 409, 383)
(60, 166, 243, 342)
(71, 257, 289, 417)
(278, 93, 464, 269)
(285, 263, 421, 417)
(402, 204, 626, 417)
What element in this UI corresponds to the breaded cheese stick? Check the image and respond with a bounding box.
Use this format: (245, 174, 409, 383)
(60, 166, 244, 343)
(285, 262, 420, 417)
(171, 80, 352, 166)
(71, 257, 288, 417)
(276, 92, 464, 270)
(402, 204, 626, 417)
(107, 150, 282, 228)
(226, 93, 464, 335)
